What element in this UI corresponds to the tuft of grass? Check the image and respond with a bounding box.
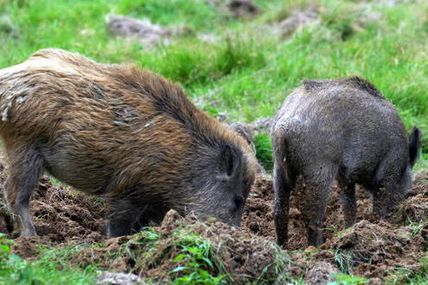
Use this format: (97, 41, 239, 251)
(139, 36, 266, 88)
(108, 226, 228, 284)
(49, 176, 69, 188)
(169, 231, 227, 285)
(0, 233, 97, 285)
(407, 221, 426, 238)
(334, 249, 354, 275)
(330, 273, 368, 285)
(254, 133, 274, 173)
(259, 0, 320, 24)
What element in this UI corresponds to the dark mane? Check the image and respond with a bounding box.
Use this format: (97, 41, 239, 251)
(115, 66, 243, 148)
(342, 76, 384, 98)
(303, 79, 325, 92)
(303, 76, 384, 98)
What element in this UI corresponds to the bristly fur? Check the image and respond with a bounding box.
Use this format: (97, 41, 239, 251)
(0, 48, 257, 237)
(272, 76, 419, 248)
(303, 76, 384, 98)
(342, 76, 383, 98)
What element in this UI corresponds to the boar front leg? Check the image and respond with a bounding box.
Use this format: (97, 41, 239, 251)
(273, 161, 292, 248)
(372, 151, 408, 219)
(106, 197, 148, 237)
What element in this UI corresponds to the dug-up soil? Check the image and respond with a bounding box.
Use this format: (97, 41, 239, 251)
(0, 155, 427, 284)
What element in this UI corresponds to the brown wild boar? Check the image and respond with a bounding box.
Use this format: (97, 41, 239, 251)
(271, 77, 421, 247)
(0, 49, 257, 237)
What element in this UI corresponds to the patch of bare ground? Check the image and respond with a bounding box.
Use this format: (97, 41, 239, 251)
(105, 14, 191, 48)
(1, 156, 427, 283)
(208, 0, 260, 19)
(275, 6, 320, 37)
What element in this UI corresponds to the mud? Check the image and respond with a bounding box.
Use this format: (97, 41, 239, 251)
(1, 156, 427, 283)
(240, 172, 428, 282)
(241, 175, 380, 250)
(0, 158, 105, 252)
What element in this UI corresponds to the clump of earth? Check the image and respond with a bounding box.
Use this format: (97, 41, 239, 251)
(0, 157, 427, 283)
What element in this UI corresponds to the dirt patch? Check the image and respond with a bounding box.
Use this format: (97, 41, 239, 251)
(105, 14, 189, 48)
(207, 0, 260, 19)
(326, 219, 427, 280)
(0, 161, 105, 245)
(322, 4, 382, 41)
(0, 14, 19, 38)
(241, 175, 379, 250)
(398, 171, 428, 224)
(1, 154, 427, 283)
(265, 3, 383, 41)
(304, 261, 339, 284)
(275, 6, 320, 37)
(227, 0, 259, 18)
(63, 210, 283, 284)
(240, 172, 428, 281)
(31, 178, 105, 244)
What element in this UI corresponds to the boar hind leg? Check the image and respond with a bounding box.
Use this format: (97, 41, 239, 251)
(5, 149, 44, 237)
(337, 178, 356, 228)
(302, 164, 337, 246)
(107, 198, 148, 237)
(273, 159, 296, 249)
(272, 134, 297, 248)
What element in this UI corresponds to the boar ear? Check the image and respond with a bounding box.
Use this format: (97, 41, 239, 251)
(220, 144, 239, 177)
(409, 126, 421, 167)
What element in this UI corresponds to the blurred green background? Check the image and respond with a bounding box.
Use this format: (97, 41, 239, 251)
(0, 0, 427, 171)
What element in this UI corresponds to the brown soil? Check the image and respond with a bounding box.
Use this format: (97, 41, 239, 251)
(208, 0, 259, 19)
(241, 174, 380, 250)
(1, 156, 427, 283)
(227, 0, 259, 18)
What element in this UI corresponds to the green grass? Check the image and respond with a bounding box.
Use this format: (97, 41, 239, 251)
(1, 0, 428, 283)
(0, 224, 291, 284)
(0, 0, 427, 170)
(330, 273, 368, 285)
(254, 133, 274, 172)
(0, 234, 97, 285)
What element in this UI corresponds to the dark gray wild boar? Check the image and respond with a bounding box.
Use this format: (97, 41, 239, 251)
(0, 48, 257, 237)
(271, 77, 421, 247)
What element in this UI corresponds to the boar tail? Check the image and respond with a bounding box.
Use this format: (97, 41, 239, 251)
(408, 126, 421, 167)
(272, 129, 291, 181)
